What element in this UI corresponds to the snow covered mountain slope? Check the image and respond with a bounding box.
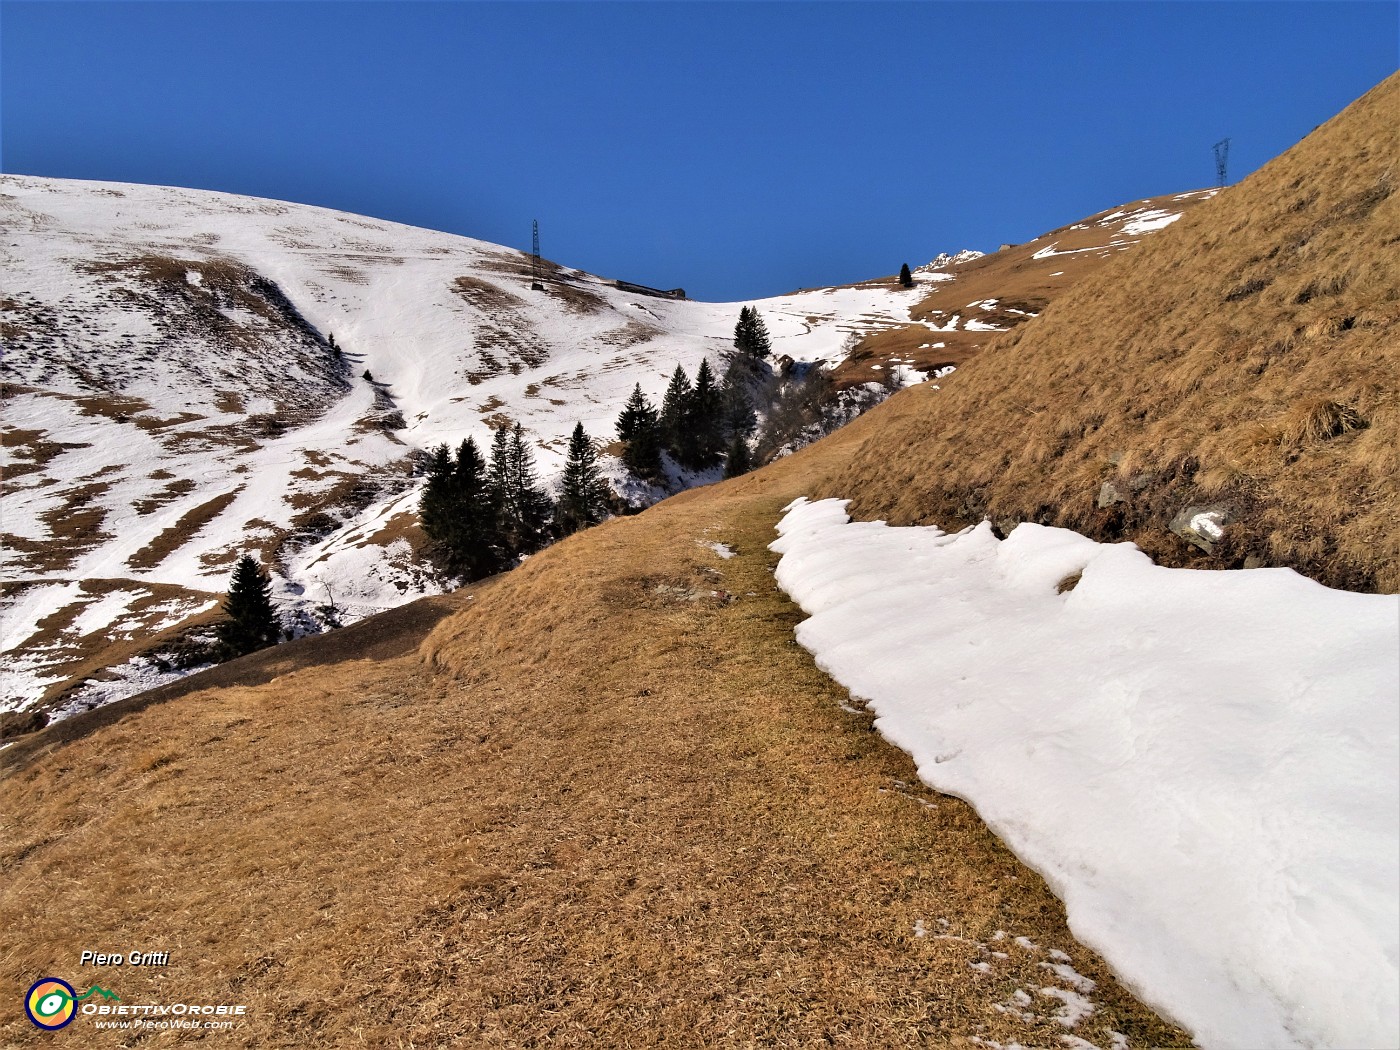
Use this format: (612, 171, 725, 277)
(0, 175, 934, 713)
(0, 175, 1207, 716)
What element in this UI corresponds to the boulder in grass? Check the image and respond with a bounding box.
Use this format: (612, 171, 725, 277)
(1170, 505, 1234, 554)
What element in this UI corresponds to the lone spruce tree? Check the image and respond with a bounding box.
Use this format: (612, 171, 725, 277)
(733, 306, 772, 359)
(556, 423, 609, 535)
(899, 263, 914, 288)
(218, 554, 282, 657)
(724, 433, 752, 478)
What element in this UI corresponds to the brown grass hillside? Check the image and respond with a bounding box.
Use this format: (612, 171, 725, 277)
(822, 73, 1400, 592)
(0, 411, 1190, 1047)
(829, 191, 1216, 388)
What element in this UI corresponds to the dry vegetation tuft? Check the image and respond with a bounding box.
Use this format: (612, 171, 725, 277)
(820, 73, 1400, 592)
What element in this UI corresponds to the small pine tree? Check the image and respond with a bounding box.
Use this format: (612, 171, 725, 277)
(899, 263, 914, 288)
(451, 437, 503, 578)
(505, 423, 554, 553)
(687, 358, 725, 469)
(734, 306, 772, 359)
(218, 554, 281, 657)
(720, 357, 758, 441)
(658, 365, 694, 463)
(733, 306, 754, 355)
(616, 384, 651, 443)
(618, 385, 663, 479)
(556, 423, 609, 535)
(419, 437, 503, 579)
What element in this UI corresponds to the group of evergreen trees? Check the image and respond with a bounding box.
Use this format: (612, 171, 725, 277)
(419, 420, 608, 580)
(615, 306, 773, 482)
(214, 420, 611, 664)
(617, 356, 757, 480)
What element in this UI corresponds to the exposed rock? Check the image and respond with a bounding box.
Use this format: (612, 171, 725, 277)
(1098, 473, 1154, 508)
(1098, 481, 1127, 508)
(1170, 505, 1234, 554)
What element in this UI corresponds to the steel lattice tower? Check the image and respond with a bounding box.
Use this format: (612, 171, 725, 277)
(531, 219, 544, 291)
(1213, 138, 1231, 188)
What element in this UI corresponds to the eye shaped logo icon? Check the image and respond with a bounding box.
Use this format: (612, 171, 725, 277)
(25, 977, 77, 1030)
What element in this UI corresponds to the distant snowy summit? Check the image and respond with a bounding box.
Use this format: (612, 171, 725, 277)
(916, 250, 984, 272)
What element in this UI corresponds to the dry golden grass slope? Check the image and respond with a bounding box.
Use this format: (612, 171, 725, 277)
(824, 73, 1400, 592)
(830, 190, 1215, 388)
(0, 404, 1190, 1047)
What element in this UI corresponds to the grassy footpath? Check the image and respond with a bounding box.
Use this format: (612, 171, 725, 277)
(2, 429, 1190, 1046)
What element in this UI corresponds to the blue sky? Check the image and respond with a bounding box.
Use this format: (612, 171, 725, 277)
(2, 2, 1395, 301)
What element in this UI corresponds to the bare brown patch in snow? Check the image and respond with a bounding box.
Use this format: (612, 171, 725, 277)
(126, 488, 243, 571)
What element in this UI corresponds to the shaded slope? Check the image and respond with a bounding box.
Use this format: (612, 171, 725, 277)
(0, 414, 1189, 1047)
(821, 74, 1400, 592)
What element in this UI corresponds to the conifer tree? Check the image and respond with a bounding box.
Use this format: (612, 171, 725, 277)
(733, 306, 772, 359)
(899, 263, 914, 288)
(658, 365, 694, 463)
(452, 436, 502, 577)
(418, 443, 457, 546)
(733, 306, 753, 355)
(218, 554, 282, 657)
(487, 424, 516, 552)
(720, 358, 758, 441)
(724, 433, 752, 478)
(749, 308, 772, 359)
(617, 385, 662, 479)
(616, 384, 651, 443)
(419, 437, 503, 579)
(556, 423, 609, 534)
(504, 423, 553, 552)
(687, 358, 725, 469)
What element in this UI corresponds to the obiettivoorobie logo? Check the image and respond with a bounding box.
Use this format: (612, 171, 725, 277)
(24, 979, 120, 1030)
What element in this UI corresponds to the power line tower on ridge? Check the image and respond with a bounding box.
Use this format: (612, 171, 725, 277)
(531, 219, 544, 291)
(1213, 138, 1231, 189)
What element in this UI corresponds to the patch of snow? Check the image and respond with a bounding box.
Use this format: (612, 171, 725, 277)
(917, 250, 984, 272)
(1040, 987, 1094, 1028)
(700, 540, 737, 560)
(1031, 242, 1103, 261)
(1120, 210, 1183, 236)
(70, 590, 144, 638)
(771, 497, 1400, 1050)
(50, 655, 217, 723)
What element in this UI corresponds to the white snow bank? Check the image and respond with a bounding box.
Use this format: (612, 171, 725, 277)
(1120, 210, 1183, 236)
(770, 498, 1400, 1050)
